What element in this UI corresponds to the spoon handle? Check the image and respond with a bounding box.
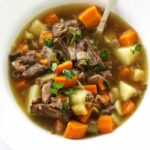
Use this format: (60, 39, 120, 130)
(97, 0, 114, 35)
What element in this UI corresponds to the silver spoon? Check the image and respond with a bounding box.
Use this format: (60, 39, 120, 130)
(97, 0, 114, 35)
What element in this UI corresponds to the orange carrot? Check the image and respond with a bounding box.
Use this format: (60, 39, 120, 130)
(122, 100, 136, 116)
(15, 79, 29, 89)
(84, 85, 97, 94)
(36, 53, 43, 59)
(98, 79, 106, 91)
(64, 120, 88, 139)
(55, 61, 73, 75)
(39, 59, 49, 65)
(100, 93, 111, 104)
(79, 6, 101, 29)
(118, 66, 132, 80)
(43, 13, 59, 25)
(119, 29, 138, 46)
(78, 108, 93, 123)
(16, 42, 29, 52)
(39, 30, 52, 46)
(98, 115, 115, 133)
(55, 76, 77, 88)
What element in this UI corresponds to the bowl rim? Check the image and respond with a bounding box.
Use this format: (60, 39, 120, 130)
(0, 0, 150, 150)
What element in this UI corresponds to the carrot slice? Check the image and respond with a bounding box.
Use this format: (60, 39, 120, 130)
(55, 76, 77, 88)
(43, 13, 59, 25)
(98, 115, 115, 133)
(79, 6, 101, 29)
(39, 59, 49, 65)
(55, 61, 73, 75)
(119, 29, 138, 46)
(122, 100, 136, 116)
(15, 79, 29, 89)
(64, 120, 88, 139)
(78, 108, 93, 123)
(118, 66, 132, 80)
(84, 85, 98, 94)
(39, 30, 53, 46)
(16, 42, 29, 52)
(98, 79, 106, 91)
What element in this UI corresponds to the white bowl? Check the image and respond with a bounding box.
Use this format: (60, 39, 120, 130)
(0, 0, 149, 150)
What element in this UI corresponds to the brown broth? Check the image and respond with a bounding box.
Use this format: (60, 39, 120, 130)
(9, 4, 148, 136)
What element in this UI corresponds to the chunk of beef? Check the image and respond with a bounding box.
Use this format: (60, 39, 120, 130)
(101, 70, 112, 79)
(9, 51, 23, 61)
(67, 46, 76, 60)
(76, 40, 87, 52)
(101, 105, 114, 115)
(87, 74, 102, 84)
(49, 97, 63, 109)
(12, 60, 28, 72)
(22, 63, 48, 78)
(52, 19, 80, 38)
(41, 81, 52, 103)
(17, 51, 38, 64)
(85, 38, 105, 67)
(86, 92, 94, 102)
(77, 72, 86, 81)
(30, 104, 70, 122)
(12, 70, 22, 79)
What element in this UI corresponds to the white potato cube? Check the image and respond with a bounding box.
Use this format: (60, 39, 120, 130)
(114, 100, 123, 116)
(114, 45, 140, 65)
(119, 81, 138, 101)
(29, 19, 44, 36)
(72, 104, 88, 116)
(111, 87, 119, 99)
(132, 68, 145, 82)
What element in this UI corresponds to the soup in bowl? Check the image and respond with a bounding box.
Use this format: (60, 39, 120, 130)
(9, 3, 148, 139)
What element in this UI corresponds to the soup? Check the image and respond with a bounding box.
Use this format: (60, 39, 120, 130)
(9, 4, 148, 139)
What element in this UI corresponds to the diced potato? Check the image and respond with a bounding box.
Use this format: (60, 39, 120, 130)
(24, 31, 35, 40)
(114, 100, 123, 116)
(71, 90, 89, 105)
(29, 19, 44, 36)
(112, 113, 122, 125)
(132, 68, 145, 82)
(28, 84, 41, 112)
(50, 52, 57, 62)
(119, 81, 138, 101)
(72, 104, 87, 116)
(114, 45, 141, 65)
(111, 87, 119, 99)
(37, 73, 56, 82)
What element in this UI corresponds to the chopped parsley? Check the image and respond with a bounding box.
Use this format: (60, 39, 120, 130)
(62, 55, 68, 62)
(90, 39, 97, 50)
(99, 50, 111, 59)
(130, 44, 142, 54)
(51, 63, 57, 72)
(62, 101, 70, 112)
(50, 82, 64, 95)
(86, 52, 91, 59)
(103, 81, 110, 90)
(61, 87, 77, 95)
(63, 69, 75, 80)
(44, 39, 54, 48)
(94, 65, 105, 73)
(72, 30, 82, 39)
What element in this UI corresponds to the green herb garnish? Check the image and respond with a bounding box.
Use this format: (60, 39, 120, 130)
(130, 44, 142, 54)
(72, 31, 82, 39)
(94, 65, 105, 73)
(63, 69, 75, 80)
(50, 82, 64, 95)
(62, 102, 69, 112)
(90, 39, 97, 50)
(51, 63, 57, 72)
(99, 50, 111, 59)
(44, 39, 54, 48)
(103, 81, 110, 89)
(62, 87, 77, 95)
(62, 55, 68, 62)
(86, 52, 91, 59)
